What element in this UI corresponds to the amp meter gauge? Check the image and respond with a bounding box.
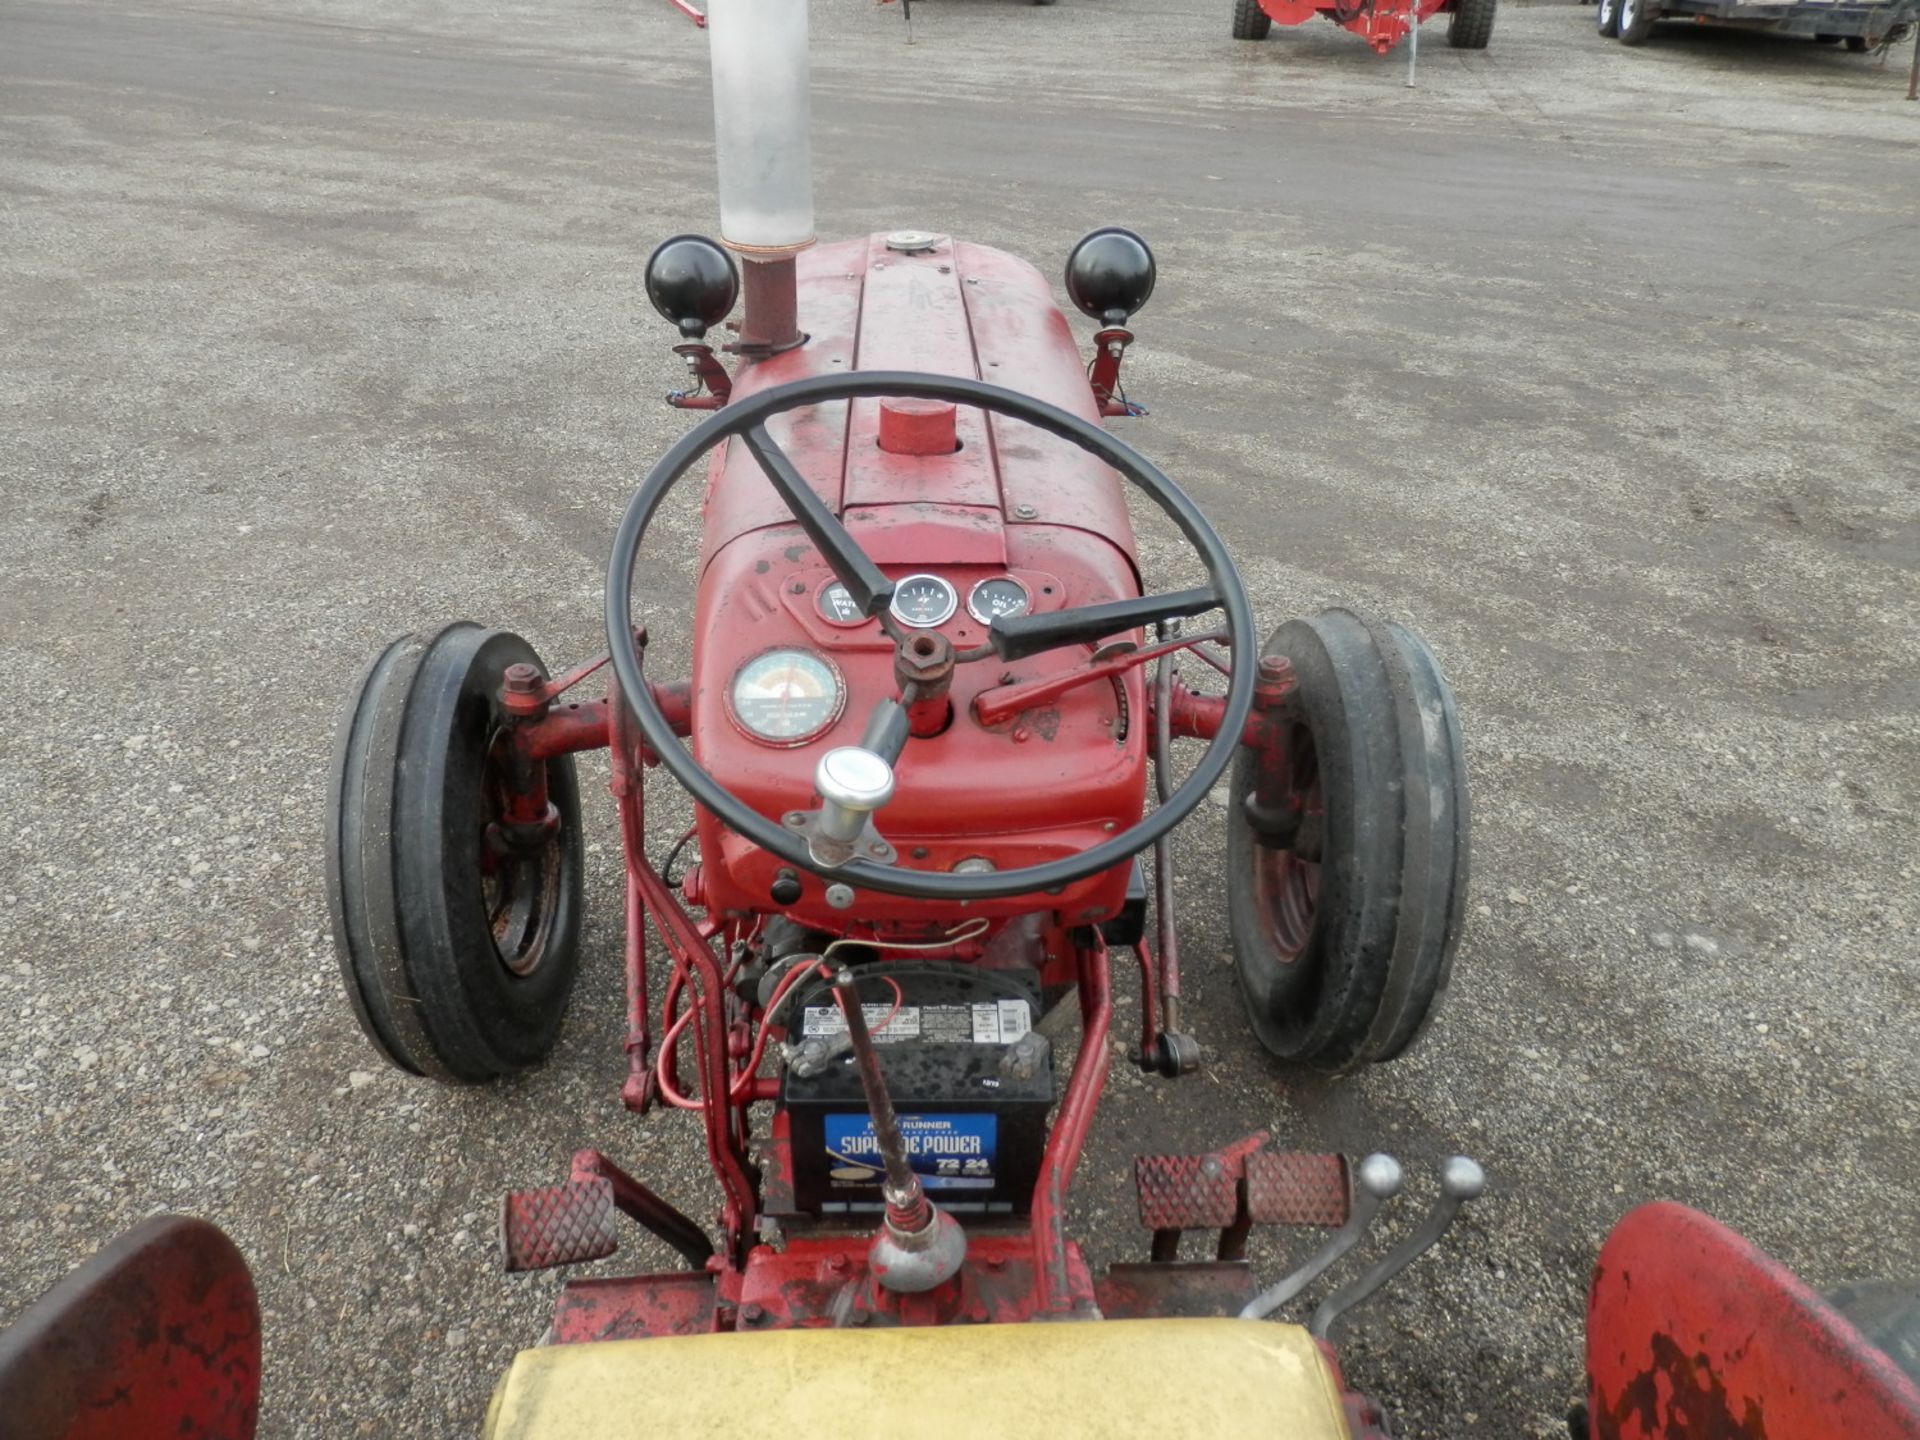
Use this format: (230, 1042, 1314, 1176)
(888, 574, 958, 629)
(967, 577, 1031, 624)
(727, 649, 845, 746)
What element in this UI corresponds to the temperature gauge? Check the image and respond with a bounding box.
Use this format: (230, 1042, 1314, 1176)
(967, 576, 1031, 624)
(888, 573, 958, 629)
(816, 581, 865, 627)
(727, 649, 845, 746)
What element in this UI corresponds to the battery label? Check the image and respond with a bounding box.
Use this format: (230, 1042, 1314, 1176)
(823, 1113, 998, 1190)
(802, 1001, 1030, 1045)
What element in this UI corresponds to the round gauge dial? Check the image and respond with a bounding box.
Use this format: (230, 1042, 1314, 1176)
(967, 576, 1031, 624)
(888, 573, 958, 629)
(727, 649, 844, 745)
(817, 581, 864, 626)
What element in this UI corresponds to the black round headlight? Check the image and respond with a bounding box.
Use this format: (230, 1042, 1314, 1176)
(644, 234, 740, 340)
(1064, 227, 1156, 327)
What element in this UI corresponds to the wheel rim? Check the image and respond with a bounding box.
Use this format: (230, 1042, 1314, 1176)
(1620, 0, 1636, 25)
(1600, 0, 1616, 23)
(480, 733, 566, 978)
(1248, 723, 1324, 965)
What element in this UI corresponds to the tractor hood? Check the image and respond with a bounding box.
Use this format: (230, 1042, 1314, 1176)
(697, 232, 1141, 577)
(483, 1318, 1354, 1439)
(683, 233, 1152, 927)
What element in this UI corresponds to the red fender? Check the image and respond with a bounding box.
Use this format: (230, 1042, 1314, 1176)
(0, 1215, 260, 1440)
(1586, 1202, 1920, 1440)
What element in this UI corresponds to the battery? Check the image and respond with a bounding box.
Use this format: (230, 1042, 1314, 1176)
(779, 962, 1053, 1217)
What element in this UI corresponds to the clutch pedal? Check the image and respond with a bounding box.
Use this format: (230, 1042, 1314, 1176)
(500, 1178, 619, 1273)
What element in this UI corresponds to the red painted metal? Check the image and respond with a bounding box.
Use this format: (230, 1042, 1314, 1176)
(1031, 941, 1113, 1312)
(1087, 325, 1136, 417)
(1255, 0, 1455, 52)
(1584, 1203, 1920, 1440)
(1129, 939, 1160, 1068)
(736, 256, 801, 354)
(689, 541, 1144, 928)
(668, 343, 730, 409)
(0, 1215, 259, 1440)
(552, 1272, 719, 1344)
(1095, 1261, 1257, 1320)
(877, 398, 959, 455)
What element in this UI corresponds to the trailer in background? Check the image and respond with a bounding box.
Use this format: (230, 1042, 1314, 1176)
(1594, 0, 1915, 51)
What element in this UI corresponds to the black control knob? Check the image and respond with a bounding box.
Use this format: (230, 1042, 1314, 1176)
(769, 869, 803, 906)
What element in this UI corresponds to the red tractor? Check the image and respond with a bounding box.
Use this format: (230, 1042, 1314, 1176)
(317, 0, 1476, 1425)
(7, 4, 1908, 1439)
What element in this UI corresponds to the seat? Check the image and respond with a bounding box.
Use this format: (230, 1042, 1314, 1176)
(483, 1316, 1351, 1439)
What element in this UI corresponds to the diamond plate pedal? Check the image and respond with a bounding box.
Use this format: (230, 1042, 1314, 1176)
(500, 1178, 618, 1273)
(1134, 1153, 1242, 1232)
(1245, 1150, 1350, 1228)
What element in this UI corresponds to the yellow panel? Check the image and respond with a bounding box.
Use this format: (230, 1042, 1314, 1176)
(483, 1317, 1352, 1440)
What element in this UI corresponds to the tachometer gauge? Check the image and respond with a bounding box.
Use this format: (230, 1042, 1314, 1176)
(967, 576, 1030, 624)
(816, 581, 864, 626)
(888, 573, 958, 629)
(727, 649, 844, 746)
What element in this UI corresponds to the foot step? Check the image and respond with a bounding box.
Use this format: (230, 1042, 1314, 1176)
(500, 1178, 618, 1273)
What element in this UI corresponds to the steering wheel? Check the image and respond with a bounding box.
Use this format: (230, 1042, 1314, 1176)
(606, 371, 1255, 902)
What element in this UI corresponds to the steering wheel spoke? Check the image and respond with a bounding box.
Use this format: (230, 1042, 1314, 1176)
(988, 585, 1220, 662)
(739, 423, 894, 618)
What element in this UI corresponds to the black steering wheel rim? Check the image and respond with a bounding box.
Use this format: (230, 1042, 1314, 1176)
(605, 369, 1255, 902)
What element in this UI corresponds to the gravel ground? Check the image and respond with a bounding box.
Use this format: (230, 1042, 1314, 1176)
(2, 0, 1917, 1435)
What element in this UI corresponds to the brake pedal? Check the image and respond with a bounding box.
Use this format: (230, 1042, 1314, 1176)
(1245, 1150, 1349, 1228)
(500, 1178, 618, 1273)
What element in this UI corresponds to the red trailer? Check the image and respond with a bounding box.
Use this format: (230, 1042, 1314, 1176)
(1233, 0, 1496, 54)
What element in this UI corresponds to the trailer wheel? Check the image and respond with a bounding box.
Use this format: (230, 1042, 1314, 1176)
(1447, 0, 1496, 48)
(1617, 0, 1656, 44)
(1232, 0, 1273, 39)
(1225, 609, 1470, 1071)
(329, 623, 584, 1083)
(1843, 33, 1871, 49)
(1596, 0, 1621, 36)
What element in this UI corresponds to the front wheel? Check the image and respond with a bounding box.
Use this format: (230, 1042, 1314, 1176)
(1617, 0, 1657, 44)
(1447, 0, 1496, 49)
(1233, 0, 1274, 38)
(1597, 0, 1621, 35)
(328, 623, 585, 1083)
(1225, 609, 1470, 1071)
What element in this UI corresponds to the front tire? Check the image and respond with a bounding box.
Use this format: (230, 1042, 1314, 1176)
(328, 623, 585, 1082)
(1233, 0, 1274, 39)
(1226, 610, 1470, 1071)
(1617, 0, 1656, 44)
(1447, 0, 1496, 49)
(1597, 0, 1621, 35)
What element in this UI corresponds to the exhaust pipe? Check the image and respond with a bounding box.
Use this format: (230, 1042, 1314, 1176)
(707, 0, 814, 352)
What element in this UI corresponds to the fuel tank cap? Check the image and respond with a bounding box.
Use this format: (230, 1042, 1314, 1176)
(884, 229, 944, 254)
